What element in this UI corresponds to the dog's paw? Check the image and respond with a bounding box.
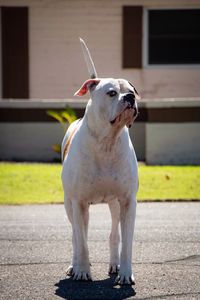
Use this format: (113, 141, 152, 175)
(115, 273, 135, 285)
(66, 265, 74, 277)
(72, 266, 92, 281)
(73, 271, 92, 281)
(108, 264, 120, 275)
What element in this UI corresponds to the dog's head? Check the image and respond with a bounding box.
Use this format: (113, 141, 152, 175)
(75, 78, 140, 129)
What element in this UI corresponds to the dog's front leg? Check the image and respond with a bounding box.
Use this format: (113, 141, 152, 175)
(72, 201, 91, 281)
(116, 198, 137, 285)
(108, 200, 120, 274)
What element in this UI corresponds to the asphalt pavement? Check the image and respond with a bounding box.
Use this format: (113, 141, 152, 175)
(0, 202, 200, 300)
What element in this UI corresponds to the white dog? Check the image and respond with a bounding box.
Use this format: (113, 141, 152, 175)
(61, 39, 139, 285)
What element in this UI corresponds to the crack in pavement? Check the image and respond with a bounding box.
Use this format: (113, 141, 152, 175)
(0, 259, 200, 267)
(165, 254, 200, 263)
(137, 291, 200, 300)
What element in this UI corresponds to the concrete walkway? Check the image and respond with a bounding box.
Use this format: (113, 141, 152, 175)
(0, 202, 200, 299)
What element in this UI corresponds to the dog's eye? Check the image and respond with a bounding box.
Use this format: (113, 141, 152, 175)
(107, 90, 117, 97)
(128, 90, 134, 94)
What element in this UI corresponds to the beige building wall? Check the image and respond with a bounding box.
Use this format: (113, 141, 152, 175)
(1, 98, 199, 164)
(0, 122, 63, 161)
(0, 0, 200, 99)
(146, 123, 200, 165)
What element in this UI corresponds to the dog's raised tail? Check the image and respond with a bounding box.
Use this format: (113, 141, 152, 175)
(79, 38, 98, 79)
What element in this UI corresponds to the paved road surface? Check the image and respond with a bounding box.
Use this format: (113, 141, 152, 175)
(0, 203, 200, 299)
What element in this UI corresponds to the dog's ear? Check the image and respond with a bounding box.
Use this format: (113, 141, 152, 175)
(133, 87, 141, 100)
(128, 81, 141, 100)
(74, 79, 100, 96)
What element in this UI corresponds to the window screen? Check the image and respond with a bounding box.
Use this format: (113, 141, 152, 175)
(148, 9, 200, 64)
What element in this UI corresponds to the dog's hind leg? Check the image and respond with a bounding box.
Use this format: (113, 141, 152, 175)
(83, 203, 89, 239)
(71, 201, 92, 281)
(64, 196, 77, 277)
(108, 200, 120, 275)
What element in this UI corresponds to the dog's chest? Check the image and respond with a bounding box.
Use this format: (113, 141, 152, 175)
(80, 159, 133, 202)
(62, 127, 138, 202)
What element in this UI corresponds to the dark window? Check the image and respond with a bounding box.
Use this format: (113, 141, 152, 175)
(123, 6, 143, 68)
(148, 9, 200, 65)
(1, 7, 29, 98)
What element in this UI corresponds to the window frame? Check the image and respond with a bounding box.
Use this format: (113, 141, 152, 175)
(143, 7, 200, 69)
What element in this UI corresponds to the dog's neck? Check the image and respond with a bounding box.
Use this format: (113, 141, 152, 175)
(84, 100, 124, 153)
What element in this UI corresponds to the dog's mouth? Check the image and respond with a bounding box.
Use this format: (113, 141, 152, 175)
(110, 106, 138, 128)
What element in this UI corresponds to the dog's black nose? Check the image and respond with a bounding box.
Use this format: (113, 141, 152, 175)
(123, 93, 135, 108)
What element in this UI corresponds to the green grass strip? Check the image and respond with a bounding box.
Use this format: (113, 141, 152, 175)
(0, 163, 63, 205)
(138, 165, 200, 201)
(0, 163, 199, 205)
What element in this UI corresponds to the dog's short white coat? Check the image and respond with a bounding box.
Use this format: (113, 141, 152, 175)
(61, 78, 138, 285)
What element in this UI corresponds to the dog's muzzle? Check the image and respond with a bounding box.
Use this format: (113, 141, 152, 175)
(110, 93, 138, 126)
(123, 93, 138, 117)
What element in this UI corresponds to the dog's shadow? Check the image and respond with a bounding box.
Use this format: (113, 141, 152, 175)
(55, 275, 136, 300)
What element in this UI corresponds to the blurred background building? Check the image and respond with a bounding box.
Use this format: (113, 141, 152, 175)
(0, 0, 200, 98)
(0, 0, 200, 164)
